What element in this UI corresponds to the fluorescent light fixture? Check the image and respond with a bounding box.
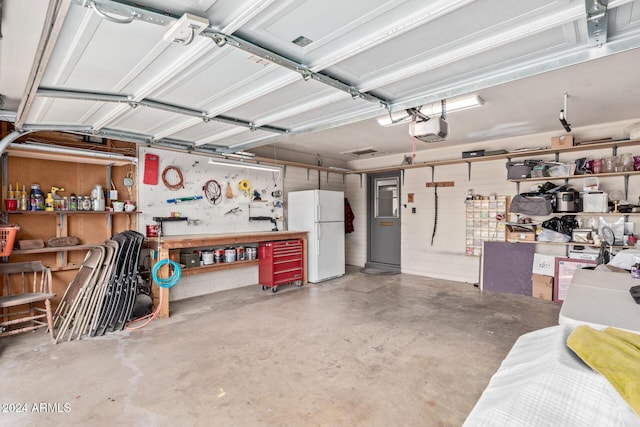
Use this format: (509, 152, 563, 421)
(208, 157, 281, 172)
(9, 142, 137, 164)
(377, 95, 484, 126)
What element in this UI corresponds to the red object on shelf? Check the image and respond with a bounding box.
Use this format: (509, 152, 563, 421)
(0, 224, 20, 256)
(258, 239, 304, 292)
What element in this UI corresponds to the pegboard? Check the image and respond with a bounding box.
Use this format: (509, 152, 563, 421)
(137, 147, 284, 236)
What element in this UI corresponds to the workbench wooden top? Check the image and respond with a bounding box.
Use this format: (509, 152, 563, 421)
(145, 230, 307, 249)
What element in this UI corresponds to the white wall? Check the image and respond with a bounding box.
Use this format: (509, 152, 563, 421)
(344, 118, 640, 284)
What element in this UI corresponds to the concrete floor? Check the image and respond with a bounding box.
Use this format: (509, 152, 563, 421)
(1, 267, 560, 426)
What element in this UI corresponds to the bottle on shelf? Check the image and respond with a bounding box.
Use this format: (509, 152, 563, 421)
(51, 186, 65, 210)
(19, 185, 28, 211)
(45, 193, 54, 212)
(29, 184, 45, 211)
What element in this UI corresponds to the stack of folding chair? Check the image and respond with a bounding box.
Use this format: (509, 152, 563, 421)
(51, 231, 144, 343)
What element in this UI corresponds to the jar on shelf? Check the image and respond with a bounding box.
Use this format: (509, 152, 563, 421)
(603, 156, 615, 173)
(622, 153, 634, 171)
(82, 196, 92, 211)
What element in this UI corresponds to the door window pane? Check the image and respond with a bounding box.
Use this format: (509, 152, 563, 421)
(375, 178, 398, 217)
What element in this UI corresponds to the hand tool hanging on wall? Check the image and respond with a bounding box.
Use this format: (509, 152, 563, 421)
(225, 181, 233, 199)
(224, 207, 242, 215)
(166, 195, 203, 203)
(425, 180, 455, 246)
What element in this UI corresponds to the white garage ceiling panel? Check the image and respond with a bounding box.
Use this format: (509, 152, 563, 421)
(7, 0, 640, 158)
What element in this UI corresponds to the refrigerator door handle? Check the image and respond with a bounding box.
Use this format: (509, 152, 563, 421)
(316, 223, 321, 255)
(317, 204, 321, 221)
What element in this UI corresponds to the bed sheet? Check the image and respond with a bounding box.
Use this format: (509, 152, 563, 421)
(463, 325, 640, 427)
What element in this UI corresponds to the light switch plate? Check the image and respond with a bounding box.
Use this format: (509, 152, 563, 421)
(124, 177, 134, 187)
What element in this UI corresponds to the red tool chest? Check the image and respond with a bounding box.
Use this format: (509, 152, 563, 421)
(258, 239, 304, 293)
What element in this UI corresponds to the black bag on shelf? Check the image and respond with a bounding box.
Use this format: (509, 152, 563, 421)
(505, 160, 543, 179)
(541, 215, 579, 236)
(509, 193, 553, 216)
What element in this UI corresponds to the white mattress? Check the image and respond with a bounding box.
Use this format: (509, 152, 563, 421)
(463, 325, 640, 427)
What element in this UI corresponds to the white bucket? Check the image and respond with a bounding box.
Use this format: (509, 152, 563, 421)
(202, 251, 214, 265)
(224, 248, 236, 263)
(246, 246, 257, 260)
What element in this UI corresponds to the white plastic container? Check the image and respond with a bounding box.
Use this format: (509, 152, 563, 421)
(583, 177, 599, 192)
(201, 251, 214, 265)
(582, 192, 608, 213)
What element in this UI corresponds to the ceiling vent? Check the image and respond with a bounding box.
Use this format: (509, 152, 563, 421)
(341, 147, 379, 157)
(292, 35, 313, 47)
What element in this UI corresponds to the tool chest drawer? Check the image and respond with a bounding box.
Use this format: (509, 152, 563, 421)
(258, 240, 304, 292)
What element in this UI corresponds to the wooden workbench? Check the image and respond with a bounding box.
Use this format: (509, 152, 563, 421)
(146, 230, 308, 318)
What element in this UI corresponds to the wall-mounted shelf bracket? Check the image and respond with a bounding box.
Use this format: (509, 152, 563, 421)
(153, 216, 189, 235)
(625, 174, 630, 199)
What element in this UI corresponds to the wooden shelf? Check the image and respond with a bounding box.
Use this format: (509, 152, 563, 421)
(145, 231, 308, 250)
(2, 210, 139, 215)
(507, 239, 632, 249)
(49, 263, 83, 272)
(11, 244, 102, 255)
(508, 170, 640, 183)
(180, 259, 259, 276)
(347, 138, 640, 174)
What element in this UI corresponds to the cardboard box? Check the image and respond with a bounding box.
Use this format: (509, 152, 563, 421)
(514, 231, 536, 241)
(169, 249, 180, 262)
(531, 274, 553, 301)
(551, 134, 574, 149)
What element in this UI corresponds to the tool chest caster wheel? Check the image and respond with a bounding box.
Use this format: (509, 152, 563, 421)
(261, 285, 267, 291)
(271, 286, 278, 293)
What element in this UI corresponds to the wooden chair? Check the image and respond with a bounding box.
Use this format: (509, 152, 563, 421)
(0, 261, 56, 340)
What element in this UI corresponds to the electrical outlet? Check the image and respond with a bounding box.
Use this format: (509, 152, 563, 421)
(124, 177, 133, 187)
(412, 207, 417, 214)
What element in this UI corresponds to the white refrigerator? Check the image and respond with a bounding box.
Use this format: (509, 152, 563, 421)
(288, 190, 345, 283)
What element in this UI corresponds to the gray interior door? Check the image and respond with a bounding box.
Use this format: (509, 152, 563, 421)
(367, 172, 401, 271)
